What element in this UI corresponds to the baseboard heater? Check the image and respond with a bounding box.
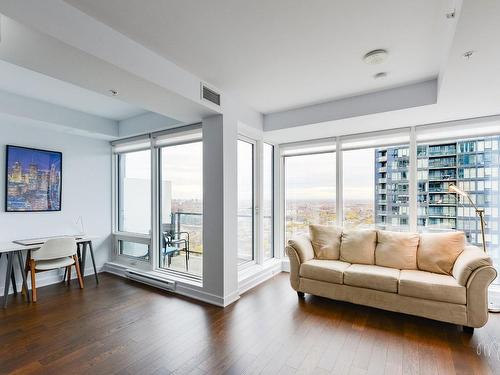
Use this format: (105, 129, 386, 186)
(125, 269, 176, 291)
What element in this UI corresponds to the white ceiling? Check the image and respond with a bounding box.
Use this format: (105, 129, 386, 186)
(0, 59, 146, 121)
(64, 0, 452, 114)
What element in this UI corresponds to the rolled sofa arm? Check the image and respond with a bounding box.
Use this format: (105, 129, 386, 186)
(466, 265, 497, 328)
(285, 235, 315, 291)
(452, 245, 492, 286)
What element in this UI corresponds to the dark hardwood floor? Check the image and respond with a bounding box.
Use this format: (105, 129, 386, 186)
(1, 273, 499, 375)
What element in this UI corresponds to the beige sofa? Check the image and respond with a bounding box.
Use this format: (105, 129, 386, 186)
(286, 225, 497, 332)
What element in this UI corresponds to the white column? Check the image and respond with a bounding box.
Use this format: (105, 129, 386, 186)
(202, 114, 239, 306)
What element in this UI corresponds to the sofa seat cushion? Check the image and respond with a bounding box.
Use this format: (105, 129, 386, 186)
(300, 259, 350, 284)
(344, 264, 400, 293)
(399, 270, 466, 304)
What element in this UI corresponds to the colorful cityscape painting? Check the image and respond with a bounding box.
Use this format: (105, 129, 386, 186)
(5, 145, 62, 212)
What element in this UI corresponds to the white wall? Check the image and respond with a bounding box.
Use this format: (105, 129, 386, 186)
(0, 120, 112, 296)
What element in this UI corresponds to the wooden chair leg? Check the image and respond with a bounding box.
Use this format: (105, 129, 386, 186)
(30, 259, 37, 303)
(74, 255, 84, 289)
(67, 265, 72, 285)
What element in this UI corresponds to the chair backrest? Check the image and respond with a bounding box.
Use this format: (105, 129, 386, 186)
(32, 237, 77, 261)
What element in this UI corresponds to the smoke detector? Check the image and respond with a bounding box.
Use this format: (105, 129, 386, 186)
(363, 49, 388, 65)
(463, 51, 474, 59)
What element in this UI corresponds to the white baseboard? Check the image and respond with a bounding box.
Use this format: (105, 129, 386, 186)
(102, 261, 240, 307)
(281, 258, 290, 272)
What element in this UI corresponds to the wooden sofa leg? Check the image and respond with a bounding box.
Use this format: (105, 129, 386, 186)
(463, 326, 474, 334)
(297, 291, 305, 299)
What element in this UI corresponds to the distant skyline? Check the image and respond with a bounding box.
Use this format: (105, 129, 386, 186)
(285, 148, 375, 201)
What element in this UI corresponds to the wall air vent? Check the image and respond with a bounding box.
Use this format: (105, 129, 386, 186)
(201, 83, 221, 106)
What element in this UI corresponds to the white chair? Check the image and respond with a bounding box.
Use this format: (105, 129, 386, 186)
(27, 237, 84, 302)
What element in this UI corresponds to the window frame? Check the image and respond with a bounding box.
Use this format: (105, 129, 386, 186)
(237, 136, 257, 268)
(156, 138, 204, 280)
(112, 147, 153, 267)
(263, 142, 275, 260)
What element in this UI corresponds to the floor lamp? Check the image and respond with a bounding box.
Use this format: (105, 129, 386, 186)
(448, 184, 500, 313)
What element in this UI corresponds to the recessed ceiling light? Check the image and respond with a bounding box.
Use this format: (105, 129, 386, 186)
(363, 49, 388, 65)
(108, 89, 118, 96)
(446, 9, 456, 19)
(374, 72, 388, 80)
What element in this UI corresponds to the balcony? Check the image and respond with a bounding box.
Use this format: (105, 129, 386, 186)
(428, 146, 457, 157)
(378, 178, 387, 183)
(377, 189, 387, 194)
(428, 173, 456, 181)
(428, 163, 456, 169)
(161, 212, 203, 276)
(378, 156, 387, 162)
(378, 167, 387, 173)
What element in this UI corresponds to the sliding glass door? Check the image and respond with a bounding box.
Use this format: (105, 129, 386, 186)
(237, 139, 255, 265)
(158, 141, 203, 277)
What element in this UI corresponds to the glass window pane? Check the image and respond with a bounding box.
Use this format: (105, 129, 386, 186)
(285, 152, 336, 244)
(417, 136, 500, 285)
(238, 140, 254, 264)
(343, 149, 375, 229)
(118, 150, 151, 235)
(343, 146, 410, 231)
(159, 142, 203, 277)
(119, 240, 149, 259)
(263, 143, 274, 260)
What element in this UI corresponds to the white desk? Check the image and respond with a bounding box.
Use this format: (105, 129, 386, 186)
(0, 236, 98, 308)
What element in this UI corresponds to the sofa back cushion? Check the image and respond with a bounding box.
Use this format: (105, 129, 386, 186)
(309, 225, 342, 260)
(340, 229, 377, 264)
(417, 232, 465, 275)
(375, 230, 419, 270)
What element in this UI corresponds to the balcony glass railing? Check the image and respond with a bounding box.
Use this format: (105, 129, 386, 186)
(428, 172, 456, 180)
(428, 146, 457, 156)
(160, 211, 202, 277)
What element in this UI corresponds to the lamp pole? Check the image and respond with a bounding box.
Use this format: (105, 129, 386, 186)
(477, 209, 487, 253)
(448, 184, 499, 312)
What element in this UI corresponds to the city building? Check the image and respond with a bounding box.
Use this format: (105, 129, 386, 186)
(375, 137, 500, 266)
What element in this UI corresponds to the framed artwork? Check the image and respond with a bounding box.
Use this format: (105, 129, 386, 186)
(5, 145, 62, 212)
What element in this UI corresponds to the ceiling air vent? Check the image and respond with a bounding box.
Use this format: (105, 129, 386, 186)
(201, 83, 221, 106)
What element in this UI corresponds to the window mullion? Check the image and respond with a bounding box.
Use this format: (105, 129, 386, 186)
(336, 138, 343, 227)
(409, 127, 417, 232)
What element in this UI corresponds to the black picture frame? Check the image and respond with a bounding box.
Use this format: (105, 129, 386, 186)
(5, 145, 63, 212)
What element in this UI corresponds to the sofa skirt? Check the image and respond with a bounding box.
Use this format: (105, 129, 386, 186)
(299, 277, 468, 326)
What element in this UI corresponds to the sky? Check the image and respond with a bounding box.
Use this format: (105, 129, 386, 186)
(7, 146, 61, 172)
(122, 143, 376, 204)
(124, 142, 203, 201)
(285, 148, 375, 202)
